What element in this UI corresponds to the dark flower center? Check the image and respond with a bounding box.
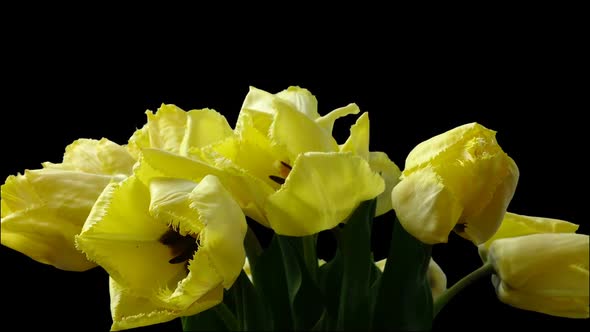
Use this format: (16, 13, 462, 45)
(159, 229, 199, 265)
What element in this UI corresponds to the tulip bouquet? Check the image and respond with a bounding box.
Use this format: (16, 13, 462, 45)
(1, 86, 588, 331)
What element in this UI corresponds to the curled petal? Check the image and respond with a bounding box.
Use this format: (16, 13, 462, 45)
(109, 278, 222, 331)
(75, 176, 186, 296)
(340, 112, 370, 161)
(265, 152, 384, 236)
(368, 151, 401, 217)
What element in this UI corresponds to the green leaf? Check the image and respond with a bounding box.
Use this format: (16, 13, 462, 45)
(371, 214, 433, 331)
(181, 306, 229, 332)
(336, 199, 377, 331)
(225, 270, 270, 331)
(277, 235, 326, 331)
(250, 236, 294, 330)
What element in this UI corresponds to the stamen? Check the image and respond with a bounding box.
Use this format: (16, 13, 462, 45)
(280, 161, 292, 170)
(269, 175, 286, 185)
(159, 229, 183, 245)
(169, 241, 199, 264)
(159, 228, 199, 265)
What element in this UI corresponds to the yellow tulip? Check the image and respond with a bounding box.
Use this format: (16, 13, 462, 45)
(127, 103, 234, 159)
(193, 86, 391, 236)
(478, 212, 580, 261)
(75, 175, 247, 331)
(375, 258, 447, 300)
(1, 138, 135, 271)
(391, 123, 519, 245)
(488, 233, 589, 318)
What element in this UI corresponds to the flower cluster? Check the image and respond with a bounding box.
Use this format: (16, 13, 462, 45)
(1, 86, 588, 331)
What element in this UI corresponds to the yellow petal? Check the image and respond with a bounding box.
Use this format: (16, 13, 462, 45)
(315, 103, 361, 134)
(1, 169, 116, 271)
(265, 152, 384, 236)
(481, 212, 580, 251)
(275, 86, 320, 120)
(75, 176, 187, 296)
(181, 108, 234, 156)
(270, 100, 339, 160)
(137, 146, 273, 228)
(340, 112, 370, 161)
(403, 123, 496, 173)
(368, 151, 401, 217)
(150, 175, 247, 308)
(488, 233, 589, 318)
(42, 138, 135, 176)
(391, 166, 464, 244)
(128, 105, 233, 158)
(109, 277, 222, 331)
(457, 156, 520, 244)
(493, 274, 589, 319)
(489, 233, 589, 290)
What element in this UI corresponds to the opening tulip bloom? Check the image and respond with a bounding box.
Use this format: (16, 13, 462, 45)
(1, 138, 135, 271)
(487, 233, 589, 319)
(391, 123, 519, 245)
(197, 86, 393, 236)
(75, 175, 247, 331)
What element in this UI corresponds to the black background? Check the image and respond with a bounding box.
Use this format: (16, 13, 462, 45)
(2, 14, 588, 332)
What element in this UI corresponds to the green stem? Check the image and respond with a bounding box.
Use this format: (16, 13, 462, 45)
(244, 226, 262, 268)
(213, 303, 239, 331)
(433, 262, 495, 317)
(302, 234, 318, 282)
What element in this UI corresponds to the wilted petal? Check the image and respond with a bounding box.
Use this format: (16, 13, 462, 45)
(315, 103, 360, 134)
(109, 277, 222, 331)
(265, 152, 384, 236)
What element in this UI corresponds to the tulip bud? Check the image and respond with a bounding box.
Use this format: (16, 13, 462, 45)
(391, 123, 519, 245)
(488, 233, 589, 318)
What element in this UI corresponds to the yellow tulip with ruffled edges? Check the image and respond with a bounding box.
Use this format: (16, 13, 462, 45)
(487, 233, 589, 318)
(194, 86, 396, 236)
(75, 174, 247, 331)
(1, 138, 135, 271)
(391, 123, 519, 245)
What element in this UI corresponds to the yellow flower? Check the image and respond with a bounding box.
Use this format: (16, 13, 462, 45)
(391, 123, 519, 245)
(194, 86, 390, 236)
(375, 258, 447, 300)
(478, 212, 580, 261)
(127, 103, 234, 159)
(488, 233, 589, 319)
(75, 174, 247, 331)
(1, 138, 135, 271)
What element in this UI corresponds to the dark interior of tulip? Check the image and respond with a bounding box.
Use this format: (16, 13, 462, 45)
(159, 229, 199, 267)
(269, 161, 292, 185)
